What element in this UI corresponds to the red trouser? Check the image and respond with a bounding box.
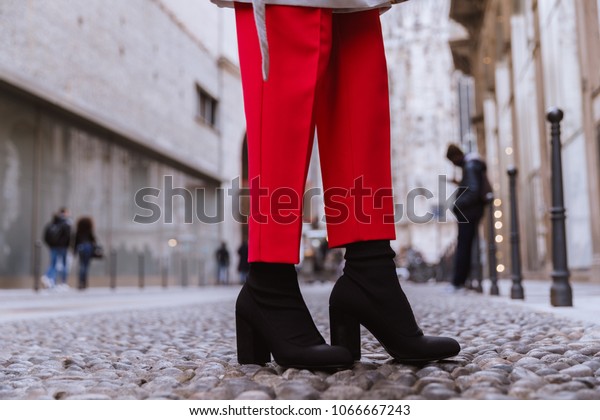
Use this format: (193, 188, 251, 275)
(235, 3, 396, 263)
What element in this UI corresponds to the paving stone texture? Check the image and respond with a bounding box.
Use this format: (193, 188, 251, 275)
(1, 283, 599, 400)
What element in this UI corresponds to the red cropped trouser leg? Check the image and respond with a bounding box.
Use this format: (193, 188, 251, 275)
(235, 3, 396, 263)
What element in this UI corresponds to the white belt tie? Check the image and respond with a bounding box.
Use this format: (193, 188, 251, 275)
(248, 1, 408, 81)
(251, 0, 269, 81)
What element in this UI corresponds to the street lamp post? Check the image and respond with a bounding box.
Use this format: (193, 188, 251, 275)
(546, 107, 572, 307)
(198, 259, 205, 286)
(138, 253, 145, 289)
(181, 258, 188, 287)
(33, 241, 42, 292)
(507, 166, 524, 299)
(109, 249, 117, 290)
(161, 257, 169, 288)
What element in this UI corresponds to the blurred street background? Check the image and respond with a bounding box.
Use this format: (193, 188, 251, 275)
(2, 0, 600, 401)
(0, 0, 599, 297)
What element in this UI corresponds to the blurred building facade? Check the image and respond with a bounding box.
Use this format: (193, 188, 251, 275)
(450, 0, 600, 281)
(382, 0, 463, 263)
(0, 0, 246, 288)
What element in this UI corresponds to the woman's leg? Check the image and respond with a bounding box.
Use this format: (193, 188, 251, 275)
(233, 3, 352, 369)
(46, 249, 58, 287)
(315, 9, 395, 246)
(236, 3, 333, 264)
(58, 248, 68, 285)
(78, 244, 91, 289)
(320, 10, 460, 362)
(78, 256, 89, 289)
(452, 219, 478, 288)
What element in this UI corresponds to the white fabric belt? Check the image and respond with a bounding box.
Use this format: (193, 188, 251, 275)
(247, 0, 406, 81)
(251, 0, 269, 81)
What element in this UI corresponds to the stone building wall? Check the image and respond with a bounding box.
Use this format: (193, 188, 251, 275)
(0, 0, 246, 288)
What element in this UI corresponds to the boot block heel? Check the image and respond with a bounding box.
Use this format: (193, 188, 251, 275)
(236, 313, 271, 365)
(330, 306, 361, 361)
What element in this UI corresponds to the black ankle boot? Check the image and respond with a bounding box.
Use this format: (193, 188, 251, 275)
(329, 241, 460, 362)
(236, 262, 353, 369)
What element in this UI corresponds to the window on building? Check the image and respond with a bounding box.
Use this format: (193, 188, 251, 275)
(196, 85, 218, 128)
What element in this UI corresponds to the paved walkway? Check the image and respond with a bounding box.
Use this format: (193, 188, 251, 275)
(0, 279, 599, 399)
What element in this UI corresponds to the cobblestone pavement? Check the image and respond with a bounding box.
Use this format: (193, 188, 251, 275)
(1, 282, 599, 400)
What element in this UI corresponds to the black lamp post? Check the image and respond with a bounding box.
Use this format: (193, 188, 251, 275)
(507, 166, 524, 299)
(546, 107, 572, 307)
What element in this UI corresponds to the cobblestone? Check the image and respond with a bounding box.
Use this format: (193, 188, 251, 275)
(0, 283, 599, 399)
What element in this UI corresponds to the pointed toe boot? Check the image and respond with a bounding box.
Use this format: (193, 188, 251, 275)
(329, 241, 460, 363)
(236, 263, 353, 370)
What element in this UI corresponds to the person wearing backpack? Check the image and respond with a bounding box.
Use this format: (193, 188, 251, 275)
(446, 144, 490, 293)
(42, 207, 72, 289)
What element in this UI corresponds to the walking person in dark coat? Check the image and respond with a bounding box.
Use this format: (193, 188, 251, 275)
(73, 216, 97, 290)
(446, 144, 488, 293)
(42, 207, 72, 289)
(215, 242, 231, 285)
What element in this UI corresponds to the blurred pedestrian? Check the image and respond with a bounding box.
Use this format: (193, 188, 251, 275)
(446, 144, 489, 293)
(73, 216, 98, 290)
(237, 240, 250, 284)
(210, 0, 459, 369)
(42, 207, 72, 289)
(215, 242, 230, 285)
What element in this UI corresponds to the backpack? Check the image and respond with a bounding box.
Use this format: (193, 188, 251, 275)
(44, 223, 64, 247)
